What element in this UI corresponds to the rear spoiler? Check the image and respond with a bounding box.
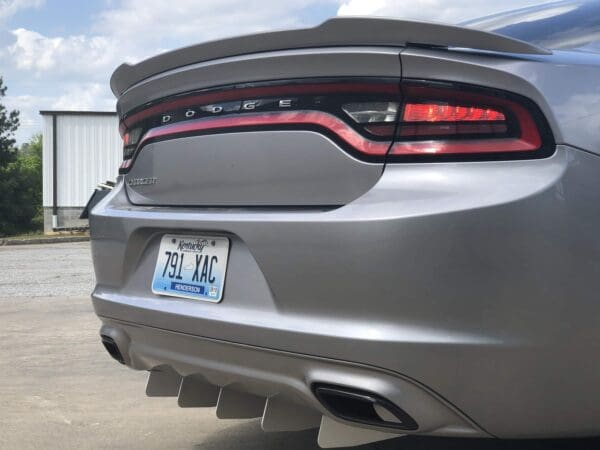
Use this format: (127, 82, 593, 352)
(110, 17, 551, 97)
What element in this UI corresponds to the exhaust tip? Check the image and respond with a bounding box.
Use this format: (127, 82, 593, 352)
(100, 334, 125, 364)
(313, 384, 418, 431)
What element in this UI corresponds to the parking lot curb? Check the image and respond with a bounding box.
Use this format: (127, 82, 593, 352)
(0, 236, 90, 246)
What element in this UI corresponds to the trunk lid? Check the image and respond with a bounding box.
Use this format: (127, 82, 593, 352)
(116, 18, 549, 207)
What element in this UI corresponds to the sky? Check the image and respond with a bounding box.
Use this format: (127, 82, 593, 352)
(0, 0, 546, 144)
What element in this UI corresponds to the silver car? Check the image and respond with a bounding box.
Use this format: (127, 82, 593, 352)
(90, 2, 600, 447)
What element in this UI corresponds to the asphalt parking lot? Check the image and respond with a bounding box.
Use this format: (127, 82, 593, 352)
(1, 242, 600, 449)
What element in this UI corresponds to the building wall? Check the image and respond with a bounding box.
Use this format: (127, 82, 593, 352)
(42, 113, 121, 231)
(42, 207, 88, 233)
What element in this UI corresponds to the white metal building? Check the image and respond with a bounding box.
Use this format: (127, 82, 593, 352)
(40, 111, 121, 233)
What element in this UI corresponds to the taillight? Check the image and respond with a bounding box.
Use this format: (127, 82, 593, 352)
(121, 127, 142, 169)
(402, 104, 505, 123)
(117, 78, 552, 173)
(389, 81, 551, 161)
(118, 78, 401, 173)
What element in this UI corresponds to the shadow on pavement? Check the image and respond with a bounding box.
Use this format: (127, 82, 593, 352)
(197, 420, 600, 450)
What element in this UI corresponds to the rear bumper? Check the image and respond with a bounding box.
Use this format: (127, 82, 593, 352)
(97, 317, 484, 438)
(91, 145, 600, 438)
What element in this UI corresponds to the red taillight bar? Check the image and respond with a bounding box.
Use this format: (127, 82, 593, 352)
(391, 91, 542, 155)
(138, 111, 392, 156)
(387, 82, 546, 156)
(402, 103, 506, 122)
(118, 78, 553, 174)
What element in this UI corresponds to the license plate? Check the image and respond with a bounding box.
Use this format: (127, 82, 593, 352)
(151, 234, 230, 302)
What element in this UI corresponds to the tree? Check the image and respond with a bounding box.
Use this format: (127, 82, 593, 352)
(0, 77, 22, 236)
(0, 77, 19, 167)
(17, 134, 43, 230)
(0, 78, 44, 236)
(19, 133, 42, 160)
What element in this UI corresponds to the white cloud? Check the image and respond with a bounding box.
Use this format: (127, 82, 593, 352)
(337, 0, 546, 23)
(93, 0, 339, 63)
(3, 93, 52, 142)
(51, 83, 114, 111)
(0, 0, 43, 21)
(337, 0, 396, 16)
(97, 0, 307, 39)
(8, 28, 117, 76)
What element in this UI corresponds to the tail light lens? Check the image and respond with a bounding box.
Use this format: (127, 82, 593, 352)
(117, 78, 552, 173)
(402, 103, 506, 123)
(390, 81, 550, 160)
(121, 127, 142, 169)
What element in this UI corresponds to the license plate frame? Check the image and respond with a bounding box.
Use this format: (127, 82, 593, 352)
(151, 234, 230, 302)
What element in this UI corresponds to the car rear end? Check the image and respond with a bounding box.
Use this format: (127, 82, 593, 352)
(91, 16, 600, 447)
